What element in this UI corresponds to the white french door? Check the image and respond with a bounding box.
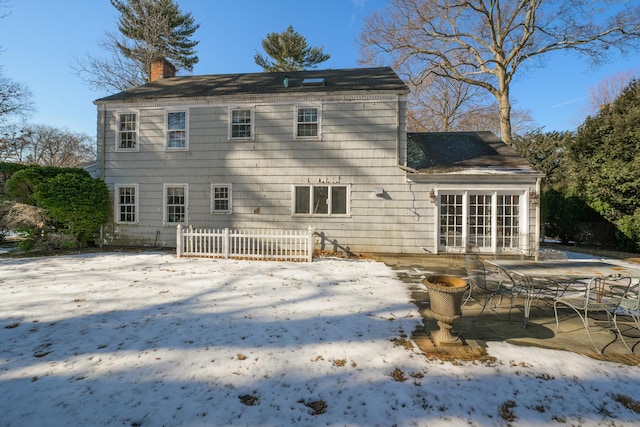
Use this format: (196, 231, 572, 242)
(438, 191, 524, 253)
(468, 194, 493, 252)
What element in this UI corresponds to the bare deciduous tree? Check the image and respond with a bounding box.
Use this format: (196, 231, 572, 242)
(406, 74, 496, 132)
(0, 76, 33, 123)
(589, 69, 638, 112)
(360, 0, 640, 144)
(26, 125, 95, 167)
(2, 125, 95, 167)
(0, 126, 30, 163)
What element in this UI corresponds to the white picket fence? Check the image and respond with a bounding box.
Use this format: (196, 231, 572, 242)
(176, 225, 315, 262)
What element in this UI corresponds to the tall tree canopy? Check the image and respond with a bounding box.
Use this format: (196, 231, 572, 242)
(360, 0, 640, 144)
(254, 26, 330, 72)
(74, 0, 200, 93)
(571, 79, 640, 250)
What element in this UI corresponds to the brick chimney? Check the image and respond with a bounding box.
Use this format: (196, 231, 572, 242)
(150, 58, 176, 82)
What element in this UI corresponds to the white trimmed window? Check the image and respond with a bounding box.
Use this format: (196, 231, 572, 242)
(164, 184, 188, 225)
(115, 184, 138, 224)
(295, 106, 320, 138)
(230, 108, 253, 139)
(166, 110, 188, 149)
(116, 112, 138, 151)
(211, 184, 232, 214)
(293, 184, 348, 216)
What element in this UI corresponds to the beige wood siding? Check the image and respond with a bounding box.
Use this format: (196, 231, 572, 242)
(96, 95, 537, 254)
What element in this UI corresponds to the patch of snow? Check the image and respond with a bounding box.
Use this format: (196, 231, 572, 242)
(1, 252, 639, 426)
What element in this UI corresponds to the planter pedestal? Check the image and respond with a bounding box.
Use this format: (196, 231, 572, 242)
(422, 275, 469, 346)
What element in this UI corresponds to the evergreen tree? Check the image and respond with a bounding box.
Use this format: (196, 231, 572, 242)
(571, 79, 640, 250)
(254, 26, 330, 72)
(74, 0, 200, 92)
(111, 0, 200, 78)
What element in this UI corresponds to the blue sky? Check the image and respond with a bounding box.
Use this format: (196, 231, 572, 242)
(0, 0, 637, 138)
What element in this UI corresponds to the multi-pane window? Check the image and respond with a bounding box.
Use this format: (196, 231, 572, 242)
(167, 111, 187, 149)
(294, 185, 348, 216)
(211, 184, 232, 214)
(439, 194, 464, 247)
(469, 194, 492, 248)
(296, 107, 319, 138)
(115, 185, 137, 224)
(497, 194, 520, 249)
(230, 109, 252, 139)
(117, 112, 137, 150)
(165, 184, 187, 225)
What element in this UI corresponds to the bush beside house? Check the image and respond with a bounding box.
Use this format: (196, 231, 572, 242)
(0, 163, 109, 250)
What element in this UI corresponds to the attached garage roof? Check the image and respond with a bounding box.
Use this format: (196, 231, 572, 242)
(407, 131, 543, 176)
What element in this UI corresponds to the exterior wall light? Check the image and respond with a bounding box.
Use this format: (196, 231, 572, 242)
(529, 191, 540, 204)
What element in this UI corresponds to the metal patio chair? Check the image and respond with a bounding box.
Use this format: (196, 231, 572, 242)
(464, 255, 519, 318)
(554, 275, 633, 354)
(612, 281, 640, 352)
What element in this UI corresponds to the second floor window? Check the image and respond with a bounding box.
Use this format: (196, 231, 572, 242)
(296, 107, 318, 138)
(167, 111, 187, 149)
(230, 109, 252, 139)
(117, 112, 138, 150)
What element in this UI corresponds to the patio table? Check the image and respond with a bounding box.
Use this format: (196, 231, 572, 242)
(485, 259, 640, 327)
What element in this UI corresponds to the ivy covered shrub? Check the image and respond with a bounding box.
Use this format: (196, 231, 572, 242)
(33, 173, 109, 247)
(5, 165, 90, 205)
(0, 162, 27, 198)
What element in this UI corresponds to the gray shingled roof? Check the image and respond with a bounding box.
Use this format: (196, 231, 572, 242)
(95, 67, 409, 103)
(407, 131, 542, 175)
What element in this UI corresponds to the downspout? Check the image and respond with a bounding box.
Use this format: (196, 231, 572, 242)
(98, 103, 108, 249)
(535, 176, 542, 252)
(100, 103, 107, 180)
(395, 95, 401, 166)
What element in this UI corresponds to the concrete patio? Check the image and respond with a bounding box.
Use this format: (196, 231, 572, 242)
(373, 254, 640, 365)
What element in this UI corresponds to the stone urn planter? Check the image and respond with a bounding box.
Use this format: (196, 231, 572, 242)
(422, 275, 469, 346)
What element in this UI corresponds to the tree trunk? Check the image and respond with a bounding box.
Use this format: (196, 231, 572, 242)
(497, 88, 513, 145)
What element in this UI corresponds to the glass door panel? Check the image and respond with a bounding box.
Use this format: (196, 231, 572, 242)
(468, 194, 492, 250)
(439, 194, 464, 248)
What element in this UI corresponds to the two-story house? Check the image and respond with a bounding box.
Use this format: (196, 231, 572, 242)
(93, 59, 543, 256)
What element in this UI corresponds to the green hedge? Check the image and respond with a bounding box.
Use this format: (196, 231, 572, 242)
(33, 173, 109, 246)
(5, 165, 90, 204)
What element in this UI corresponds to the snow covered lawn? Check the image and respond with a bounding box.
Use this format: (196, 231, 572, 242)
(1, 252, 639, 426)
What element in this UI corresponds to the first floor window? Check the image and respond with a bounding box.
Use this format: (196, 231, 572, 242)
(211, 184, 232, 213)
(167, 111, 187, 149)
(165, 184, 187, 225)
(117, 112, 138, 150)
(296, 107, 319, 138)
(230, 109, 252, 139)
(294, 184, 348, 216)
(115, 185, 137, 224)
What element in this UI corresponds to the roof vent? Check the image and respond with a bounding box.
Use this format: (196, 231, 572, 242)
(301, 77, 325, 87)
